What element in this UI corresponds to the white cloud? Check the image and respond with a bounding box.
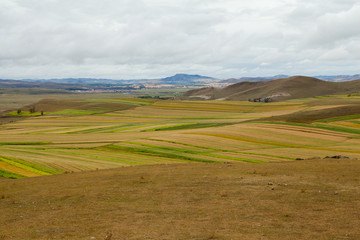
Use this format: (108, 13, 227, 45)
(307, 3, 360, 47)
(0, 0, 359, 79)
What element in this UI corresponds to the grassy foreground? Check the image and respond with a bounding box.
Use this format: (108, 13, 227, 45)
(0, 159, 359, 239)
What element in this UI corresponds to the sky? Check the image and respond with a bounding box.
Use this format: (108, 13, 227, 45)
(0, 0, 359, 79)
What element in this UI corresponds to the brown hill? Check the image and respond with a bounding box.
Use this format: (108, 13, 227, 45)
(182, 76, 360, 101)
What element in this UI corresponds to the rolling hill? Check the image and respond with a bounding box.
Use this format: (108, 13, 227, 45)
(182, 76, 360, 101)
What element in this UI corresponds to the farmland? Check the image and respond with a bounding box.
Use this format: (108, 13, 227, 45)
(1, 93, 360, 239)
(1, 94, 360, 178)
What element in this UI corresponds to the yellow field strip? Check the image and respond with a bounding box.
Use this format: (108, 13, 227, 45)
(0, 161, 39, 177)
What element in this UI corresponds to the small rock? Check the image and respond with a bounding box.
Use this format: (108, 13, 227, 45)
(271, 187, 275, 190)
(104, 233, 112, 240)
(268, 182, 273, 185)
(334, 191, 339, 195)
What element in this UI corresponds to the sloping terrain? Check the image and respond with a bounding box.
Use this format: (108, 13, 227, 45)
(1, 159, 359, 239)
(0, 98, 146, 125)
(264, 104, 360, 123)
(183, 76, 360, 101)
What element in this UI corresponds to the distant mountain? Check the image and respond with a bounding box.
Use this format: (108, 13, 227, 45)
(220, 75, 290, 84)
(0, 79, 88, 90)
(0, 74, 218, 91)
(31, 78, 124, 84)
(2, 74, 217, 86)
(160, 74, 215, 85)
(314, 74, 360, 82)
(182, 76, 360, 101)
(0, 79, 136, 91)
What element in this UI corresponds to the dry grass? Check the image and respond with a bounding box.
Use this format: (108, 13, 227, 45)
(0, 159, 359, 239)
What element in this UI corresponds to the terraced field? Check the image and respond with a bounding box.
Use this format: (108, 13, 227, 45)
(1, 96, 359, 178)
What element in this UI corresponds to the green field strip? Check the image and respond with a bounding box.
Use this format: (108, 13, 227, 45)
(97, 144, 219, 163)
(48, 149, 135, 167)
(0, 148, 113, 169)
(60, 125, 130, 134)
(187, 133, 360, 154)
(147, 138, 294, 160)
(0, 154, 58, 174)
(50, 149, 149, 166)
(0, 169, 25, 179)
(0, 142, 51, 146)
(0, 154, 60, 174)
(141, 122, 235, 132)
(48, 109, 101, 116)
(105, 143, 216, 163)
(148, 105, 251, 112)
(99, 114, 173, 119)
(124, 141, 208, 154)
(22, 118, 129, 123)
(1, 145, 89, 151)
(23, 148, 133, 168)
(108, 123, 166, 132)
(88, 149, 186, 165)
(6, 111, 43, 116)
(236, 125, 347, 147)
(314, 114, 360, 123)
(83, 98, 154, 106)
(124, 141, 263, 163)
(251, 121, 360, 135)
(0, 155, 57, 175)
(22, 140, 124, 146)
(200, 153, 263, 163)
(102, 124, 140, 133)
(93, 146, 191, 164)
(100, 113, 246, 120)
(23, 127, 82, 135)
(249, 122, 350, 138)
(46, 146, 187, 165)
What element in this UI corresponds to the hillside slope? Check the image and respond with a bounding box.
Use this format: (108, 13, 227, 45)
(1, 160, 359, 239)
(182, 76, 360, 101)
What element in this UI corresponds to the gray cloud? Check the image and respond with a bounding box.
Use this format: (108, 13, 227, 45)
(0, 0, 359, 79)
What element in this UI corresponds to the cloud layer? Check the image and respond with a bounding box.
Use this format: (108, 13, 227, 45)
(0, 0, 359, 79)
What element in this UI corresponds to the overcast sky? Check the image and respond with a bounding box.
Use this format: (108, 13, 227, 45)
(1, 0, 359, 79)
